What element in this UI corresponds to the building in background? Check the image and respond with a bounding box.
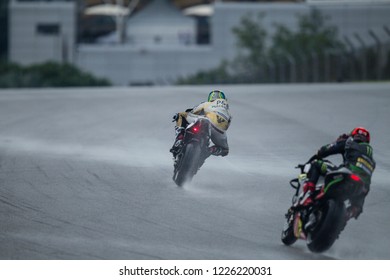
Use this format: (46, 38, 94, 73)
(126, 0, 195, 46)
(9, 0, 77, 65)
(108, 0, 196, 46)
(8, 0, 390, 85)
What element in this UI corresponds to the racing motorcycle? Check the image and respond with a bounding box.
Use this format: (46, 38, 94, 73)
(172, 117, 211, 187)
(281, 160, 368, 253)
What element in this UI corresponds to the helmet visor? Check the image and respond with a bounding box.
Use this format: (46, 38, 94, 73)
(208, 90, 226, 102)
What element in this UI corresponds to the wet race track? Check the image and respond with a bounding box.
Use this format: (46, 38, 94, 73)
(0, 83, 389, 259)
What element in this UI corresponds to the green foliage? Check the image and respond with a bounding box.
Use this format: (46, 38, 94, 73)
(177, 8, 346, 84)
(232, 12, 267, 66)
(270, 9, 344, 58)
(384, 50, 390, 80)
(0, 61, 111, 88)
(176, 60, 233, 85)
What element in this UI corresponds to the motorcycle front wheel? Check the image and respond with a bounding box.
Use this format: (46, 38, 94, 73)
(281, 211, 298, 246)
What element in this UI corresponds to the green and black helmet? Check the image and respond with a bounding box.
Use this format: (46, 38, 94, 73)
(208, 90, 226, 102)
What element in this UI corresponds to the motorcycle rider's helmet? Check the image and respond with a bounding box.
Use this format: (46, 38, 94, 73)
(351, 127, 370, 143)
(208, 90, 226, 102)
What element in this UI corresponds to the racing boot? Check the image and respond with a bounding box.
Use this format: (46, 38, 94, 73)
(209, 146, 222, 156)
(170, 127, 185, 156)
(209, 146, 228, 157)
(299, 181, 315, 207)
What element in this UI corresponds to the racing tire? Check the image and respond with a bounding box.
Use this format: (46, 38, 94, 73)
(306, 199, 346, 253)
(281, 211, 298, 246)
(173, 142, 201, 187)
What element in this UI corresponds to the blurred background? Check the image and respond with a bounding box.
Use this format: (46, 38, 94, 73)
(1, 0, 390, 87)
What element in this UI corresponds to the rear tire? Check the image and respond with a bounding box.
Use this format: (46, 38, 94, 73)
(307, 199, 346, 253)
(173, 143, 201, 187)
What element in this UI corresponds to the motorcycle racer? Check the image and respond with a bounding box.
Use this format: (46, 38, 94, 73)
(170, 90, 232, 157)
(298, 127, 376, 219)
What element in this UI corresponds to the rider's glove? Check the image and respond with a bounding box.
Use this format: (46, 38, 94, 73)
(337, 133, 349, 141)
(346, 205, 362, 220)
(172, 113, 179, 122)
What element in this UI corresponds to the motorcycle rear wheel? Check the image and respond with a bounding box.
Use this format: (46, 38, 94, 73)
(173, 142, 201, 187)
(306, 199, 346, 253)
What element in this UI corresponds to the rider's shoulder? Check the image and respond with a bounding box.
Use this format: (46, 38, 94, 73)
(345, 136, 373, 148)
(191, 102, 206, 109)
(345, 136, 354, 144)
(197, 101, 208, 107)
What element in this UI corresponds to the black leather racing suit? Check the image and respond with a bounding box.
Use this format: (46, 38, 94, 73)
(308, 136, 376, 212)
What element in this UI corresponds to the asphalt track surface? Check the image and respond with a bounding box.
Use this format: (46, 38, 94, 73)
(0, 83, 389, 260)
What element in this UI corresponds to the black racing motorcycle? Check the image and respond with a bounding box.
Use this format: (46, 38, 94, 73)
(172, 117, 211, 187)
(281, 160, 368, 253)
